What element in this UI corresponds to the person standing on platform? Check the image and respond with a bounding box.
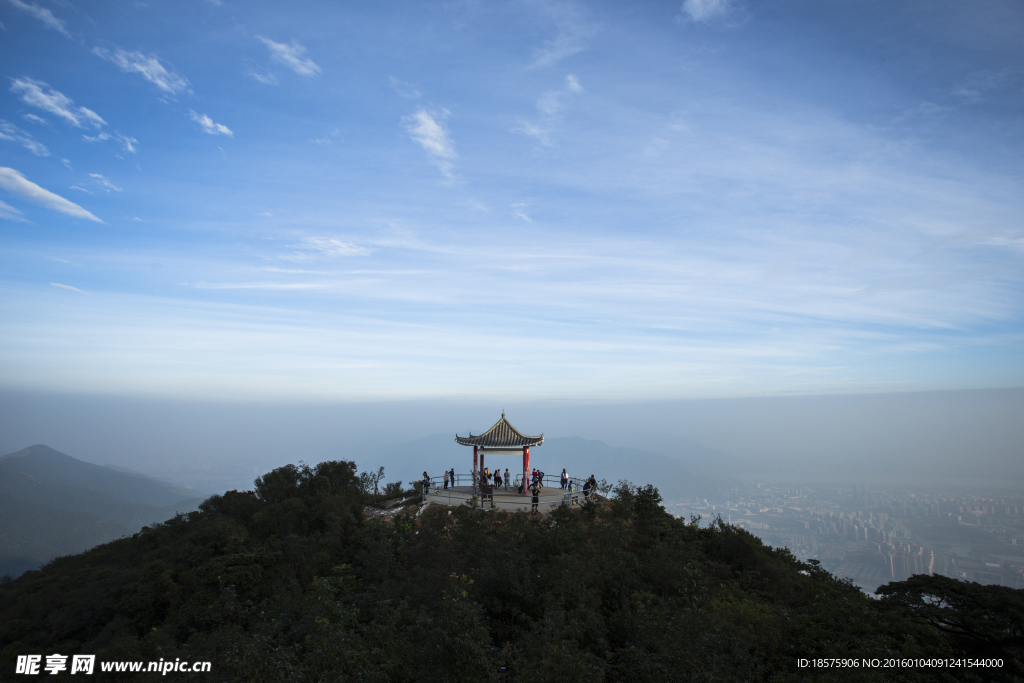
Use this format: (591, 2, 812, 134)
(495, 469, 502, 489)
(504, 468, 510, 491)
(450, 468, 455, 488)
(422, 471, 431, 495)
(560, 469, 568, 489)
(443, 470, 449, 490)
(531, 480, 540, 513)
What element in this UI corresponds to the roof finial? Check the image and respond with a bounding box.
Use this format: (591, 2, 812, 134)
(502, 408, 505, 418)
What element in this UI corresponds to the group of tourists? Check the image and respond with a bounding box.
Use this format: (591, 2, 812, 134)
(528, 468, 546, 488)
(581, 475, 599, 499)
(428, 468, 601, 504)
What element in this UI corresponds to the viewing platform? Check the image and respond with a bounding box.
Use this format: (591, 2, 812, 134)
(424, 483, 585, 512)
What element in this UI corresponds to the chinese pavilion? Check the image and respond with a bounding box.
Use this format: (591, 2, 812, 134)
(455, 413, 544, 495)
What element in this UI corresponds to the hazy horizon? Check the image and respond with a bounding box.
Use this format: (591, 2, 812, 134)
(3, 386, 1021, 493)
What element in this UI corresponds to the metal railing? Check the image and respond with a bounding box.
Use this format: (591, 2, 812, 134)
(420, 472, 598, 510)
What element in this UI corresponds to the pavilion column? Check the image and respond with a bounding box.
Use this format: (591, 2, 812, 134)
(522, 446, 530, 495)
(473, 446, 478, 493)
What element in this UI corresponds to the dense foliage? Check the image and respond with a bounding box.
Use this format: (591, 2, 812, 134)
(0, 461, 1020, 682)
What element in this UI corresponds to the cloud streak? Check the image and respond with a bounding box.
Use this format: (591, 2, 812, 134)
(189, 110, 233, 137)
(0, 198, 27, 222)
(257, 36, 321, 77)
(89, 173, 122, 192)
(680, 0, 734, 22)
(300, 236, 370, 257)
(513, 74, 584, 145)
(402, 109, 456, 177)
(10, 79, 105, 128)
(389, 77, 421, 99)
(7, 0, 69, 36)
(0, 167, 102, 222)
(531, 0, 598, 68)
(0, 119, 49, 156)
(93, 48, 192, 95)
(50, 282, 88, 294)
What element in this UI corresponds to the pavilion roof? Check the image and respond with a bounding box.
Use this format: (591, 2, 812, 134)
(455, 413, 544, 448)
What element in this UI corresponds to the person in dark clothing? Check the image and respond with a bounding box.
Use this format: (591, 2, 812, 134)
(560, 469, 568, 489)
(422, 471, 431, 495)
(495, 469, 503, 488)
(582, 477, 592, 499)
(450, 468, 456, 488)
(530, 480, 540, 513)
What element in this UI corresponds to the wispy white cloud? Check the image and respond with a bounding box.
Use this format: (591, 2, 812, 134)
(7, 0, 69, 36)
(0, 119, 49, 156)
(10, 78, 106, 128)
(531, 0, 599, 68)
(402, 109, 456, 177)
(511, 203, 532, 222)
(60, 158, 72, 170)
(69, 185, 92, 194)
(195, 281, 326, 291)
(89, 173, 122, 192)
(115, 133, 138, 154)
(256, 36, 321, 77)
(0, 198, 28, 222)
(680, 0, 734, 22)
(0, 167, 102, 222)
(388, 76, 421, 99)
(310, 128, 342, 146)
(280, 236, 371, 261)
(297, 236, 371, 257)
(22, 112, 48, 126)
(189, 110, 233, 137)
(513, 74, 584, 145)
(50, 282, 88, 294)
(511, 120, 551, 145)
(44, 255, 78, 265)
(92, 47, 192, 95)
(950, 70, 1009, 102)
(246, 67, 278, 85)
(83, 131, 137, 154)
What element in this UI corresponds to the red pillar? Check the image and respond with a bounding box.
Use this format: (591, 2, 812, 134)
(522, 446, 530, 495)
(473, 446, 478, 493)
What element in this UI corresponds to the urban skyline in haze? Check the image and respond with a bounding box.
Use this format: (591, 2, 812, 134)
(1, 0, 1022, 402)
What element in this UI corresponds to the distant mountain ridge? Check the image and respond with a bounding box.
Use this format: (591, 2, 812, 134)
(0, 445, 208, 577)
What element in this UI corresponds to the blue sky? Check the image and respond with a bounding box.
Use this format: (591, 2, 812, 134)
(1, 0, 1022, 401)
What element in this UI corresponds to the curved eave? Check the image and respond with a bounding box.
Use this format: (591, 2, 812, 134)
(455, 434, 544, 448)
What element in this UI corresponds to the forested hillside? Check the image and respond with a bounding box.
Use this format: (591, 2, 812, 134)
(1, 460, 1020, 682)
